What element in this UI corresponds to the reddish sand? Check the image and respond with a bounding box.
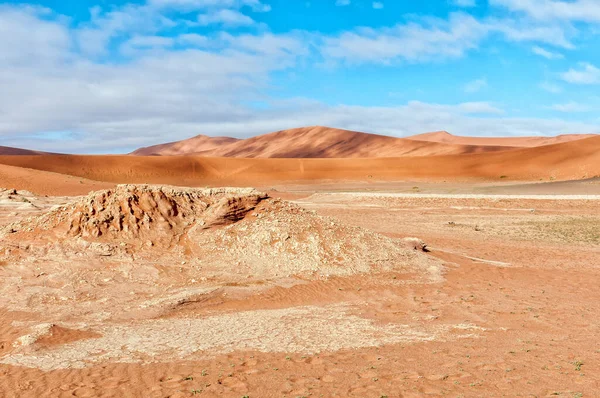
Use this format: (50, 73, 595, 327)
(0, 164, 113, 196)
(1, 190, 599, 397)
(409, 130, 597, 147)
(0, 146, 48, 156)
(132, 135, 240, 156)
(1, 136, 599, 192)
(130, 126, 517, 157)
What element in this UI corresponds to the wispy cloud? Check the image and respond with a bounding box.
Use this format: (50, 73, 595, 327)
(197, 9, 255, 26)
(539, 81, 562, 93)
(336, 0, 351, 6)
(532, 46, 563, 59)
(550, 102, 591, 113)
(322, 13, 488, 64)
(2, 1, 600, 153)
(561, 63, 600, 84)
(453, 0, 476, 7)
(148, 0, 271, 12)
(491, 0, 600, 23)
(373, 2, 384, 9)
(321, 12, 573, 66)
(464, 78, 488, 93)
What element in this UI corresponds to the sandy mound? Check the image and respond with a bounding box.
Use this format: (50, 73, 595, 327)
(189, 198, 432, 277)
(3, 185, 436, 279)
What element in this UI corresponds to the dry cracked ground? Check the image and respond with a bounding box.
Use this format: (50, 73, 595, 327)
(0, 185, 599, 397)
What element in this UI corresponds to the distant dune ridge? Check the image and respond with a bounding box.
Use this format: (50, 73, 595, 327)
(130, 126, 519, 158)
(130, 126, 597, 158)
(132, 135, 240, 156)
(1, 126, 599, 194)
(0, 146, 49, 156)
(1, 135, 600, 194)
(2, 126, 597, 158)
(407, 130, 597, 148)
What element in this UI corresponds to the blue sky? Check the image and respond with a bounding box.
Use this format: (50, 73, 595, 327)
(2, 0, 600, 153)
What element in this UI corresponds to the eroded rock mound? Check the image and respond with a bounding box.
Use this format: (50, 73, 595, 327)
(8, 185, 266, 244)
(3, 185, 440, 280)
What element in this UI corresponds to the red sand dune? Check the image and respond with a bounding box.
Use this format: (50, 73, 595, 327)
(1, 136, 599, 193)
(131, 126, 517, 158)
(132, 135, 240, 156)
(408, 130, 597, 147)
(0, 146, 49, 156)
(0, 164, 113, 196)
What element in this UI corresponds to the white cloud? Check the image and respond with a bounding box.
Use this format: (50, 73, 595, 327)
(487, 19, 573, 49)
(75, 4, 176, 56)
(532, 46, 564, 59)
(177, 33, 210, 47)
(321, 12, 573, 65)
(198, 9, 255, 26)
(2, 2, 600, 153)
(0, 6, 71, 66)
(323, 13, 488, 64)
(453, 0, 476, 7)
(336, 0, 351, 6)
(120, 35, 175, 56)
(561, 63, 600, 84)
(463, 78, 487, 93)
(0, 5, 307, 153)
(220, 32, 310, 58)
(539, 81, 563, 93)
(550, 102, 591, 112)
(148, 0, 271, 12)
(373, 2, 384, 9)
(491, 0, 600, 23)
(8, 99, 599, 153)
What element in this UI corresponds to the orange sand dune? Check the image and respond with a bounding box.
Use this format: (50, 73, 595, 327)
(408, 130, 597, 147)
(0, 164, 113, 196)
(1, 136, 599, 188)
(0, 146, 49, 156)
(131, 126, 515, 158)
(132, 135, 240, 156)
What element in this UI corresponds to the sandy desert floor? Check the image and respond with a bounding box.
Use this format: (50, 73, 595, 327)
(0, 181, 599, 398)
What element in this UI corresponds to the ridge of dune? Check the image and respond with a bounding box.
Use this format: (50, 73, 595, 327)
(131, 135, 240, 156)
(1, 136, 599, 187)
(408, 130, 597, 147)
(0, 146, 49, 156)
(130, 126, 515, 158)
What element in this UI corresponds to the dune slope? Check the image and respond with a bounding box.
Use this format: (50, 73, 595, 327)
(1, 136, 599, 188)
(132, 135, 240, 156)
(408, 130, 597, 147)
(0, 164, 113, 196)
(130, 126, 514, 158)
(0, 146, 49, 156)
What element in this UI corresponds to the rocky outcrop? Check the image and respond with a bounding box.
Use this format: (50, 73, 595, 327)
(8, 185, 267, 246)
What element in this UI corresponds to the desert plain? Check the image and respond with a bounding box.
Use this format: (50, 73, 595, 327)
(0, 127, 599, 397)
